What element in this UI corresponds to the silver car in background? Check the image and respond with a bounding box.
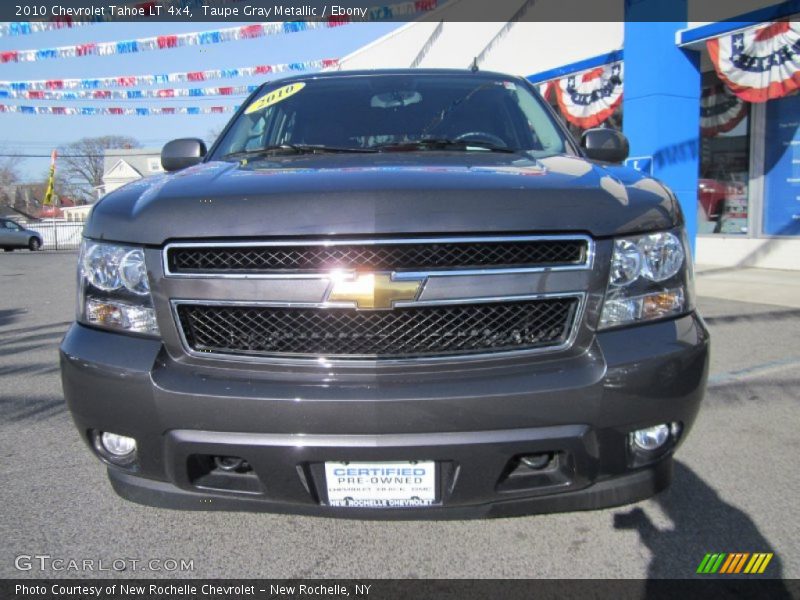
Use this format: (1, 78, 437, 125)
(0, 218, 43, 251)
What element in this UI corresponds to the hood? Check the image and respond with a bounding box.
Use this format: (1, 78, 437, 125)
(85, 153, 680, 245)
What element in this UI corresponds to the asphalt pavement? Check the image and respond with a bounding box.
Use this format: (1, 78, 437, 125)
(1, 251, 798, 579)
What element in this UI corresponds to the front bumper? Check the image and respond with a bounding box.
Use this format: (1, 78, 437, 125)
(60, 313, 709, 519)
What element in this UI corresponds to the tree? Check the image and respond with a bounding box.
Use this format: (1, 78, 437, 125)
(0, 150, 22, 203)
(57, 135, 140, 203)
(206, 127, 223, 146)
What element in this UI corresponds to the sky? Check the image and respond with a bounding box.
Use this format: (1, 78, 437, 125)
(0, 20, 401, 182)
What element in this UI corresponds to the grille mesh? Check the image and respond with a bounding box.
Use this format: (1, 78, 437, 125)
(177, 298, 578, 359)
(168, 239, 586, 274)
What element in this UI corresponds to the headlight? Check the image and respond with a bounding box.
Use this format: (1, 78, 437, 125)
(600, 230, 693, 329)
(119, 249, 150, 295)
(78, 240, 159, 336)
(638, 232, 684, 281)
(82, 243, 125, 291)
(609, 239, 642, 286)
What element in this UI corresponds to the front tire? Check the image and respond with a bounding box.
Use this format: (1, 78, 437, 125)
(28, 237, 41, 251)
(3, 248, 13, 252)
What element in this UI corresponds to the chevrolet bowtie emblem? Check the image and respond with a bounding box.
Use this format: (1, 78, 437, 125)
(326, 273, 425, 309)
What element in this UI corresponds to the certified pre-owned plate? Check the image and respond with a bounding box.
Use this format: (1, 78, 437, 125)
(324, 461, 437, 508)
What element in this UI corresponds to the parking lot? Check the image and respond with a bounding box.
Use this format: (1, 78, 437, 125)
(1, 251, 798, 580)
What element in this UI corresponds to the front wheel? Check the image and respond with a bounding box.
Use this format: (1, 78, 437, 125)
(3, 248, 14, 252)
(29, 237, 41, 251)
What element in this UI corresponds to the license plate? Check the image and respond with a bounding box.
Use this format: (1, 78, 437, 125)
(324, 461, 437, 508)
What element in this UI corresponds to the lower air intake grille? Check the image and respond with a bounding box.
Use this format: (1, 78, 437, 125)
(176, 298, 579, 360)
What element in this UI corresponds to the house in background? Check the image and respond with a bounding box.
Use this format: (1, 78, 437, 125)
(0, 182, 52, 220)
(61, 205, 93, 222)
(99, 148, 163, 198)
(0, 202, 28, 220)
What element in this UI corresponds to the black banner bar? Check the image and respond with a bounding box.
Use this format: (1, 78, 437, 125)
(3, 579, 800, 600)
(1, 0, 799, 24)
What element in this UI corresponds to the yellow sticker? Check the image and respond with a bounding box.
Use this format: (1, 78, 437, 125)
(244, 82, 306, 114)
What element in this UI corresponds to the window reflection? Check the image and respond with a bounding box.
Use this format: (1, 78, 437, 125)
(698, 72, 751, 235)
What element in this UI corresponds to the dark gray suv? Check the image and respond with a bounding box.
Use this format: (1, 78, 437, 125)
(60, 70, 709, 518)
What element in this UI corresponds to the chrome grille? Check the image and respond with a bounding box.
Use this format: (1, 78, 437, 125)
(166, 237, 588, 275)
(175, 298, 579, 360)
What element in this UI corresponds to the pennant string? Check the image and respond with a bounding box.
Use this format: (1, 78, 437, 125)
(0, 58, 338, 91)
(1, 0, 249, 36)
(0, 104, 240, 115)
(0, 84, 260, 101)
(0, 0, 439, 61)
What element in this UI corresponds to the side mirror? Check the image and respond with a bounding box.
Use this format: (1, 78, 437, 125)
(161, 138, 207, 172)
(580, 128, 629, 164)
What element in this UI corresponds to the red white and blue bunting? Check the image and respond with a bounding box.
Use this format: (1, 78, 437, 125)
(700, 83, 748, 137)
(0, 0, 437, 63)
(537, 81, 553, 100)
(0, 104, 237, 115)
(553, 62, 623, 129)
(0, 58, 336, 92)
(708, 21, 800, 103)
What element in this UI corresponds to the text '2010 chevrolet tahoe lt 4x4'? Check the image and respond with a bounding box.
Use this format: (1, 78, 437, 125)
(60, 69, 709, 518)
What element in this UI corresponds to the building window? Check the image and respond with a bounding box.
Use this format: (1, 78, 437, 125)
(698, 71, 751, 235)
(763, 91, 800, 237)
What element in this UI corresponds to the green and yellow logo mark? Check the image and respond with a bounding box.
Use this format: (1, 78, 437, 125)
(697, 553, 773, 574)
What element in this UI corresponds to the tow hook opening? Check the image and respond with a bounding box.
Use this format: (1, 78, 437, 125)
(519, 452, 555, 470)
(187, 454, 262, 495)
(497, 451, 574, 493)
(213, 455, 249, 472)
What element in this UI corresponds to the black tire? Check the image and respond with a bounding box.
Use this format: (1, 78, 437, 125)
(28, 237, 41, 251)
(3, 248, 14, 252)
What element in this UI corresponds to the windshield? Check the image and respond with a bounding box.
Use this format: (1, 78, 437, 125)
(211, 73, 569, 159)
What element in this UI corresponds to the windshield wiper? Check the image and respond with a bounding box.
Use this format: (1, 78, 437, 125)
(374, 138, 518, 153)
(222, 144, 377, 160)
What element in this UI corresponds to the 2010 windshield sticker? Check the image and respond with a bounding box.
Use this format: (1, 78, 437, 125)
(244, 82, 306, 114)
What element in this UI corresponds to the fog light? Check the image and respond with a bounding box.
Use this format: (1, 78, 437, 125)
(92, 430, 137, 467)
(631, 424, 670, 451)
(101, 432, 136, 456)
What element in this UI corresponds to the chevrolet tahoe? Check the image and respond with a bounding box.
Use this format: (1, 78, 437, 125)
(60, 69, 709, 518)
